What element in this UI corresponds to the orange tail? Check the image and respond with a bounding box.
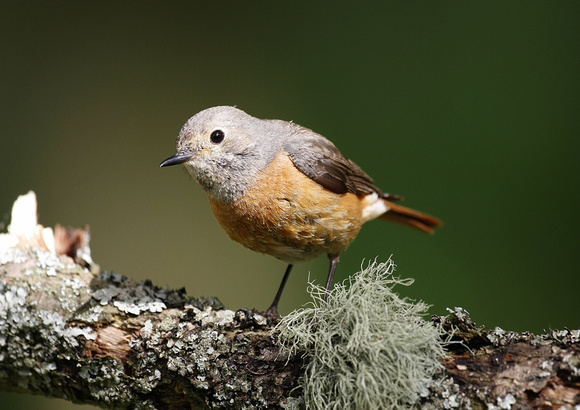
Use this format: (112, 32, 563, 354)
(380, 200, 442, 234)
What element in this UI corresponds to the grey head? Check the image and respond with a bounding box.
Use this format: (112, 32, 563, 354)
(160, 106, 383, 203)
(160, 106, 288, 203)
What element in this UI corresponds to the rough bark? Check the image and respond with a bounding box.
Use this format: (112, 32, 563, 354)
(0, 220, 578, 409)
(0, 244, 303, 409)
(426, 310, 580, 409)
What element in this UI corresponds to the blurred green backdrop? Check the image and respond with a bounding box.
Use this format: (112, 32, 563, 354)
(1, 2, 579, 408)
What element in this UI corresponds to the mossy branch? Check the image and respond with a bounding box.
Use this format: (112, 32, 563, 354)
(1, 192, 579, 409)
(0, 245, 303, 409)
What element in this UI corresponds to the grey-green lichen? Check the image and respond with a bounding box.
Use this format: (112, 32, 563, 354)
(0, 247, 99, 399)
(130, 305, 300, 408)
(273, 258, 448, 410)
(1, 236, 305, 409)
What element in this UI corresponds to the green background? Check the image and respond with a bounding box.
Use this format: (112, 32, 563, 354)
(1, 2, 579, 408)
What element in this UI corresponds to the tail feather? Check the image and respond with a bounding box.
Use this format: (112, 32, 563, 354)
(380, 200, 442, 234)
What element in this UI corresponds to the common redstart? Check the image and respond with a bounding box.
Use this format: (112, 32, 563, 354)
(160, 106, 441, 317)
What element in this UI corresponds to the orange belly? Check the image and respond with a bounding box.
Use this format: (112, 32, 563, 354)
(208, 152, 364, 263)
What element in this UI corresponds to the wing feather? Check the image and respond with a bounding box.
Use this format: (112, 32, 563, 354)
(283, 123, 380, 196)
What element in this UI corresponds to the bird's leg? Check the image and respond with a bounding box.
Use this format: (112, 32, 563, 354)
(264, 263, 293, 321)
(324, 253, 341, 301)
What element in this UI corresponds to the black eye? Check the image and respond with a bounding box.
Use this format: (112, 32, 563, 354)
(210, 130, 225, 144)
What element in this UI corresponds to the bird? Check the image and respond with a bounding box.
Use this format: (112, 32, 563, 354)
(160, 106, 441, 318)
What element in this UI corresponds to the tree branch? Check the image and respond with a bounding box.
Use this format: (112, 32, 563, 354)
(0, 192, 578, 409)
(0, 244, 303, 409)
(429, 310, 580, 409)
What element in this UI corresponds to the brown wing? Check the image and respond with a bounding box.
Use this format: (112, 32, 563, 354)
(282, 124, 440, 232)
(284, 124, 381, 196)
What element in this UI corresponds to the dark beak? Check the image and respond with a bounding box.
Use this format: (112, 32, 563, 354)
(159, 152, 195, 168)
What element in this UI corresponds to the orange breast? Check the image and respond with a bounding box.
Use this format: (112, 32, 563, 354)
(208, 151, 364, 263)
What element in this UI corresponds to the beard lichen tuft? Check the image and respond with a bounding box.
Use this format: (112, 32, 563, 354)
(273, 258, 446, 409)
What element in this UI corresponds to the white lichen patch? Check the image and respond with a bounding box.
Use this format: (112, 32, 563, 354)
(92, 275, 168, 315)
(496, 393, 516, 409)
(0, 247, 29, 265)
(486, 326, 521, 346)
(32, 247, 64, 273)
(64, 326, 97, 341)
(75, 305, 104, 323)
(78, 356, 126, 404)
(140, 320, 154, 339)
(116, 298, 166, 315)
(130, 304, 275, 407)
(190, 305, 236, 327)
(93, 286, 120, 305)
(446, 306, 470, 320)
(424, 376, 472, 409)
(273, 258, 448, 410)
(0, 280, 99, 394)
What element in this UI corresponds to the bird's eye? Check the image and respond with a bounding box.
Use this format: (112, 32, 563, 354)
(210, 130, 225, 144)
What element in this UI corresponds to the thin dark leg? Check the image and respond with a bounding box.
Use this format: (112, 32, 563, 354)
(324, 253, 341, 301)
(265, 264, 293, 319)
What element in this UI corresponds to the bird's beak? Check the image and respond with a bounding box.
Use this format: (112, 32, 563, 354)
(159, 152, 195, 168)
